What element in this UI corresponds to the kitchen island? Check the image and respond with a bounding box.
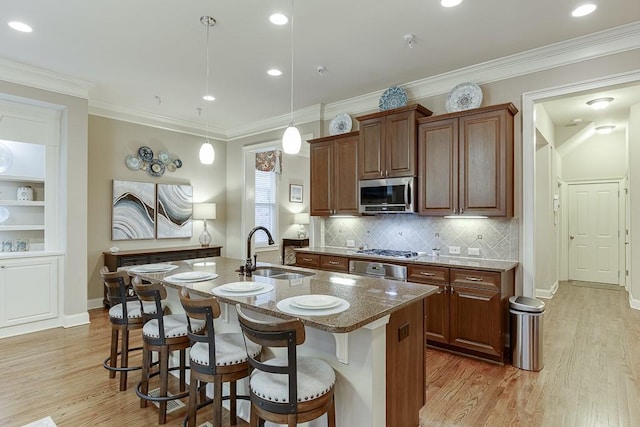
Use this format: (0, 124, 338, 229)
(129, 256, 438, 427)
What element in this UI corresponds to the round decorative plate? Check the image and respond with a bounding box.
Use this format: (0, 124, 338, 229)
(379, 86, 408, 111)
(125, 154, 142, 171)
(138, 146, 154, 162)
(166, 162, 177, 172)
(329, 113, 352, 135)
(174, 159, 183, 168)
(0, 143, 14, 174)
(446, 82, 483, 112)
(158, 151, 171, 165)
(0, 206, 9, 223)
(147, 159, 165, 177)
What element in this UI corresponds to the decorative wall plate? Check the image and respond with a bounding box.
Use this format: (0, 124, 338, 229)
(147, 159, 165, 177)
(174, 159, 183, 168)
(158, 151, 171, 165)
(329, 113, 352, 135)
(138, 146, 154, 162)
(379, 86, 408, 111)
(0, 206, 9, 223)
(445, 82, 483, 112)
(125, 155, 142, 170)
(0, 143, 14, 174)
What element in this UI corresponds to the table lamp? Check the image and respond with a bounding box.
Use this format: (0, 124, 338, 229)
(294, 212, 310, 239)
(193, 203, 216, 246)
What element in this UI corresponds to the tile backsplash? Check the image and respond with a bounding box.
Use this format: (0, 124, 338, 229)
(324, 215, 519, 261)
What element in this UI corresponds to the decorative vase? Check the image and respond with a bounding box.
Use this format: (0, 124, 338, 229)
(17, 186, 33, 201)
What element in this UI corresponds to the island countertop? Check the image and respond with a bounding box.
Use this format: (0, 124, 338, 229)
(127, 256, 438, 334)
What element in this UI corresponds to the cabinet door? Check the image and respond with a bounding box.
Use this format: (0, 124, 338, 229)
(0, 257, 58, 327)
(310, 140, 333, 216)
(459, 108, 512, 216)
(425, 285, 449, 345)
(385, 111, 417, 177)
(448, 285, 502, 358)
(333, 134, 360, 215)
(418, 119, 458, 215)
(320, 255, 349, 272)
(358, 117, 384, 179)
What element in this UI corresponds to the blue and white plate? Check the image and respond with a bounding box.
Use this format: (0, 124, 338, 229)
(147, 159, 165, 177)
(125, 155, 142, 171)
(0, 206, 9, 223)
(0, 143, 14, 174)
(379, 86, 408, 111)
(138, 146, 154, 162)
(329, 113, 352, 135)
(446, 82, 483, 112)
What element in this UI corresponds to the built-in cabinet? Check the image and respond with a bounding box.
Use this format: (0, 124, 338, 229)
(417, 103, 517, 216)
(308, 131, 359, 216)
(356, 104, 432, 180)
(408, 264, 514, 363)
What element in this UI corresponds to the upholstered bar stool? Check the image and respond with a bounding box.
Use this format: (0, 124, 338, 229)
(133, 281, 204, 424)
(101, 266, 152, 391)
(235, 304, 337, 427)
(180, 289, 261, 427)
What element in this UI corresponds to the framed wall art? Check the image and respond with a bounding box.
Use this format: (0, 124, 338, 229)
(289, 184, 303, 203)
(112, 180, 156, 240)
(156, 183, 193, 239)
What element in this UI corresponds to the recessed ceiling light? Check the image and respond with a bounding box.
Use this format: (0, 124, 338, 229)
(202, 95, 215, 102)
(441, 0, 463, 7)
(572, 4, 597, 17)
(595, 125, 615, 134)
(8, 21, 32, 32)
(267, 69, 282, 77)
(572, 118, 583, 123)
(586, 97, 613, 110)
(269, 13, 288, 25)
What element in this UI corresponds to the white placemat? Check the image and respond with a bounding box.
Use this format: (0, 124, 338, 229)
(164, 272, 219, 283)
(277, 296, 350, 316)
(211, 282, 274, 297)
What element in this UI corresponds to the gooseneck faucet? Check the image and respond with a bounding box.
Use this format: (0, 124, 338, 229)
(242, 226, 275, 277)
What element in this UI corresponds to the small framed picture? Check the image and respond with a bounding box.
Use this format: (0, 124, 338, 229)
(289, 184, 303, 203)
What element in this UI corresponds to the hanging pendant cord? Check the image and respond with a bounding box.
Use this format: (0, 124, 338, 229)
(205, 20, 211, 140)
(289, 0, 295, 125)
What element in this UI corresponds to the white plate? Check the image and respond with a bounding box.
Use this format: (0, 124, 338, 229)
(329, 113, 352, 135)
(0, 143, 14, 174)
(445, 82, 483, 112)
(129, 263, 176, 273)
(0, 206, 9, 223)
(290, 295, 341, 310)
(220, 282, 264, 293)
(125, 154, 142, 171)
(166, 271, 218, 282)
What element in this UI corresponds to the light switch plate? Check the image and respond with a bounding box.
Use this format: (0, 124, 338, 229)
(468, 247, 480, 256)
(449, 246, 461, 255)
(346, 240, 355, 248)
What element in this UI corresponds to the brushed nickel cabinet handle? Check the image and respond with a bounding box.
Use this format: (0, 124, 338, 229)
(420, 272, 436, 277)
(328, 260, 340, 265)
(302, 258, 313, 262)
(465, 276, 483, 282)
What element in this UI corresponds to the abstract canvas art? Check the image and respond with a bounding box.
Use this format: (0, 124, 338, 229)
(156, 183, 193, 239)
(112, 180, 156, 240)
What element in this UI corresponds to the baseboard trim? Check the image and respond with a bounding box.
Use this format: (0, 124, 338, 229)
(535, 281, 559, 299)
(63, 312, 90, 328)
(629, 292, 640, 310)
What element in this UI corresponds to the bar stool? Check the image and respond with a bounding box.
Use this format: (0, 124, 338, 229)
(133, 281, 204, 424)
(179, 289, 261, 427)
(101, 266, 155, 391)
(235, 304, 337, 427)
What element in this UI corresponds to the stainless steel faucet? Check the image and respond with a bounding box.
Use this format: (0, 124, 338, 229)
(241, 226, 275, 277)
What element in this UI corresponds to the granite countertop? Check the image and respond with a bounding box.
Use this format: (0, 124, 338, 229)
(295, 246, 519, 272)
(127, 256, 437, 334)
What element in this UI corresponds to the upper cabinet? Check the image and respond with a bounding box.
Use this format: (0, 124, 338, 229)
(417, 103, 518, 217)
(309, 131, 360, 216)
(356, 104, 433, 180)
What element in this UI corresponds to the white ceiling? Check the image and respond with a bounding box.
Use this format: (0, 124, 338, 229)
(2, 1, 640, 138)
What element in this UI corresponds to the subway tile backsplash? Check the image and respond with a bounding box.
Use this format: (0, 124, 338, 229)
(324, 215, 519, 261)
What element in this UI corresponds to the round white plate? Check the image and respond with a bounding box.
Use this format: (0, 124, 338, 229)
(130, 264, 177, 273)
(329, 113, 352, 135)
(166, 271, 218, 282)
(0, 206, 9, 223)
(445, 82, 483, 112)
(0, 143, 14, 174)
(125, 155, 142, 171)
(221, 282, 264, 293)
(291, 295, 341, 310)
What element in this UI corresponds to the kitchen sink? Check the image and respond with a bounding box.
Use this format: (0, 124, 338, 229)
(252, 267, 314, 280)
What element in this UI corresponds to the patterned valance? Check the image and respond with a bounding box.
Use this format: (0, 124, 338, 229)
(255, 150, 282, 173)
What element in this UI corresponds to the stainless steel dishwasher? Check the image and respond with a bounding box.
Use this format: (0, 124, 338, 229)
(349, 260, 407, 281)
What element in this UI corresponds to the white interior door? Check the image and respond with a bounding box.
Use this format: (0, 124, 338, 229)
(568, 182, 619, 284)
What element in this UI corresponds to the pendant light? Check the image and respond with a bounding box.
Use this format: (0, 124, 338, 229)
(282, 0, 301, 154)
(199, 16, 216, 165)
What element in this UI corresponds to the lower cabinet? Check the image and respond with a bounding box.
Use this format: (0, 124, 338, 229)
(408, 264, 514, 363)
(0, 256, 59, 328)
(295, 253, 349, 272)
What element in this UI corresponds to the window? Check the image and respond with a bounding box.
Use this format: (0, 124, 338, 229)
(254, 169, 277, 246)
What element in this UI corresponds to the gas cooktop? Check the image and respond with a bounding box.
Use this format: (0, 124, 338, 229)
(356, 249, 418, 259)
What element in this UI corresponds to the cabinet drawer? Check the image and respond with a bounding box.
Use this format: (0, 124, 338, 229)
(450, 269, 500, 291)
(320, 255, 349, 272)
(408, 265, 449, 285)
(296, 253, 320, 268)
(119, 255, 151, 266)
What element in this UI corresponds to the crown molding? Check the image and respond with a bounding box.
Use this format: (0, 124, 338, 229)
(225, 103, 324, 141)
(0, 57, 92, 99)
(89, 100, 226, 140)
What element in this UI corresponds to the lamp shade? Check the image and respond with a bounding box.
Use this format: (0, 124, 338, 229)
(199, 140, 215, 164)
(294, 212, 309, 225)
(193, 203, 217, 220)
(282, 125, 301, 154)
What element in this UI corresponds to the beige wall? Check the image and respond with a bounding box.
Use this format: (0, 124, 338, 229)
(629, 103, 640, 306)
(561, 133, 627, 180)
(87, 115, 227, 302)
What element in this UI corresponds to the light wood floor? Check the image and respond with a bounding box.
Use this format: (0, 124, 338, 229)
(0, 281, 638, 426)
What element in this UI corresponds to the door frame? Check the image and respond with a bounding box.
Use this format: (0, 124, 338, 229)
(522, 69, 640, 297)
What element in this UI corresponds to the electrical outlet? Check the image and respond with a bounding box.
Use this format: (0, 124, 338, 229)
(449, 246, 461, 255)
(346, 240, 355, 248)
(468, 247, 480, 256)
(398, 323, 410, 342)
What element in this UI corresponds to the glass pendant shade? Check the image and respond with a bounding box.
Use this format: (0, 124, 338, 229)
(282, 124, 301, 154)
(199, 140, 215, 164)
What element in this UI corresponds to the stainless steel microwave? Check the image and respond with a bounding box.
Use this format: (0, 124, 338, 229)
(359, 176, 416, 214)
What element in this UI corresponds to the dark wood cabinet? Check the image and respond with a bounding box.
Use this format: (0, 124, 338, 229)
(295, 252, 320, 268)
(282, 238, 309, 265)
(408, 264, 514, 363)
(417, 103, 517, 217)
(356, 104, 432, 180)
(309, 131, 359, 216)
(320, 255, 349, 272)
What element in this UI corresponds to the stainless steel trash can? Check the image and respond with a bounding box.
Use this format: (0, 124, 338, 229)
(510, 296, 545, 371)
